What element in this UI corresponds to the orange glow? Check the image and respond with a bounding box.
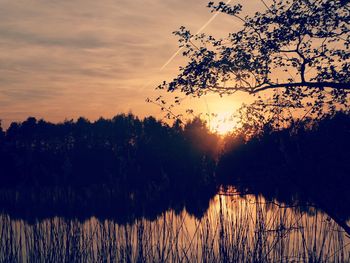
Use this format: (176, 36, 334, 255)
(209, 111, 236, 135)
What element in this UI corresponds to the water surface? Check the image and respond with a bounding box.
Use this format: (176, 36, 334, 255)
(1, 193, 349, 262)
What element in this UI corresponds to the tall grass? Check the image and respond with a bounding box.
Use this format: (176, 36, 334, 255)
(1, 194, 349, 263)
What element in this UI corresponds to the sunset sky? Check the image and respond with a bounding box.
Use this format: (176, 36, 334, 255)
(0, 0, 266, 129)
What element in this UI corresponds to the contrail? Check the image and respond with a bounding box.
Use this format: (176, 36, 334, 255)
(160, 48, 184, 71)
(160, 0, 233, 71)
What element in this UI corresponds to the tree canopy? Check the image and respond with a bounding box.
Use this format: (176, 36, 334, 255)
(159, 0, 350, 120)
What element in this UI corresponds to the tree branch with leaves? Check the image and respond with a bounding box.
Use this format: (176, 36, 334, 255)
(159, 0, 350, 122)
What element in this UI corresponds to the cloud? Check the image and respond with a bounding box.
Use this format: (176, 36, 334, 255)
(0, 0, 264, 128)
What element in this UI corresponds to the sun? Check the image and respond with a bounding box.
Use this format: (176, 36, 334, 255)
(209, 112, 236, 135)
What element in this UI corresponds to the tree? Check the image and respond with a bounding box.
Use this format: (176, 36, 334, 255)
(0, 121, 4, 140)
(159, 0, 350, 122)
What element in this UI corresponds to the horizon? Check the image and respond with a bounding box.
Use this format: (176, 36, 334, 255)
(0, 0, 266, 129)
(0, 111, 237, 136)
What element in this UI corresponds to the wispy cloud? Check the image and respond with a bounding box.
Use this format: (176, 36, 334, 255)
(0, 0, 263, 127)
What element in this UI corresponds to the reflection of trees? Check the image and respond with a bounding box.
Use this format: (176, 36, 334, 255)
(1, 194, 349, 262)
(218, 111, 350, 235)
(0, 114, 219, 222)
(1, 111, 350, 236)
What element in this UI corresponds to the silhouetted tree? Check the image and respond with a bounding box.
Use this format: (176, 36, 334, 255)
(183, 117, 219, 157)
(0, 121, 4, 142)
(218, 111, 350, 225)
(160, 0, 350, 119)
(1, 112, 350, 224)
(0, 114, 220, 221)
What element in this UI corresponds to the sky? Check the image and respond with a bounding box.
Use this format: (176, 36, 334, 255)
(0, 0, 266, 129)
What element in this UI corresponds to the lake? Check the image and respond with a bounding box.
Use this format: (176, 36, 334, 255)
(1, 189, 349, 262)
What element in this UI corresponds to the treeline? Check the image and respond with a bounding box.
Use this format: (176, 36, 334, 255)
(218, 111, 350, 222)
(1, 111, 350, 222)
(0, 114, 219, 220)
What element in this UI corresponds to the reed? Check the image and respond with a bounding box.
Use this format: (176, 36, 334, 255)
(1, 194, 349, 263)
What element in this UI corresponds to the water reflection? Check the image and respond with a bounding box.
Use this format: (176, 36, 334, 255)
(1, 194, 349, 262)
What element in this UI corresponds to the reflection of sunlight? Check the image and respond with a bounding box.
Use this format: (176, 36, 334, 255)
(209, 111, 236, 135)
(3, 193, 350, 262)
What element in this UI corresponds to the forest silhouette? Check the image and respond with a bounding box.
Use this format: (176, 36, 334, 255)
(0, 111, 350, 228)
(0, 114, 219, 222)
